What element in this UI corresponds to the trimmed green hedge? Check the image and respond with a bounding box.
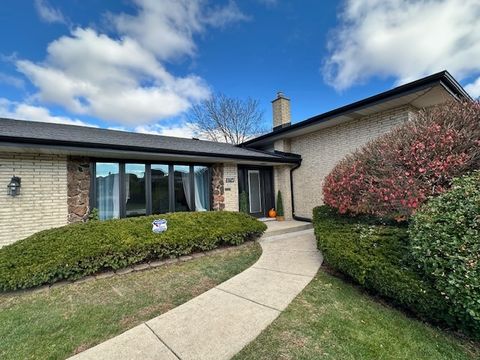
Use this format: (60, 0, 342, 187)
(410, 172, 480, 336)
(313, 205, 455, 327)
(0, 211, 266, 291)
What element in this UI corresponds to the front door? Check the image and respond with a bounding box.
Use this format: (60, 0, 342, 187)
(238, 166, 274, 218)
(248, 170, 262, 216)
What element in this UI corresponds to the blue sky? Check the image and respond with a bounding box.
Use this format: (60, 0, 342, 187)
(0, 0, 479, 138)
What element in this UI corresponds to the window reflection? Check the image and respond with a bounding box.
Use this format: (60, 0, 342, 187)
(125, 164, 146, 217)
(174, 165, 191, 211)
(95, 163, 120, 220)
(151, 164, 169, 214)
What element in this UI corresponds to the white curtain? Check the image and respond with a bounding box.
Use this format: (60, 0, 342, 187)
(97, 172, 120, 220)
(182, 171, 192, 210)
(194, 168, 208, 211)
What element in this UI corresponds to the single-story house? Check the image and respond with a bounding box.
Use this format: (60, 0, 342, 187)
(0, 70, 470, 247)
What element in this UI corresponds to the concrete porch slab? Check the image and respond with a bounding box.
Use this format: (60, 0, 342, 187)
(263, 220, 313, 237)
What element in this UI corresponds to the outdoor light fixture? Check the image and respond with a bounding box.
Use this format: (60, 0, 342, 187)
(7, 176, 21, 196)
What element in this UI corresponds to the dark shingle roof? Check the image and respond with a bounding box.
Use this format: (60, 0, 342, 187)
(0, 118, 298, 163)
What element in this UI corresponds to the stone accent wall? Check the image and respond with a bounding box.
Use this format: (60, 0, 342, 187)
(273, 165, 293, 220)
(223, 163, 239, 211)
(290, 106, 417, 219)
(67, 157, 91, 223)
(211, 164, 225, 211)
(0, 152, 68, 247)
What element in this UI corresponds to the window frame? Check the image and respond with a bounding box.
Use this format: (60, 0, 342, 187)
(90, 159, 212, 218)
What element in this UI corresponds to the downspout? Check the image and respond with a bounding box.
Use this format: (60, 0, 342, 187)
(290, 161, 311, 222)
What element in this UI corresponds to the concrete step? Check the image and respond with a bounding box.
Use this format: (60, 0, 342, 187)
(263, 222, 313, 238)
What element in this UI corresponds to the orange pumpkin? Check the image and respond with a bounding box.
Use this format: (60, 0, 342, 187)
(268, 208, 277, 218)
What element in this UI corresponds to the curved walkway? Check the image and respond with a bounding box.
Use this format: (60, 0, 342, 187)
(70, 227, 322, 360)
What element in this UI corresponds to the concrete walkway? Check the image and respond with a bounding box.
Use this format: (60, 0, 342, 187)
(70, 226, 322, 360)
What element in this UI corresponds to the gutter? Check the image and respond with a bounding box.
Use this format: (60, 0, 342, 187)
(0, 136, 300, 164)
(289, 161, 312, 222)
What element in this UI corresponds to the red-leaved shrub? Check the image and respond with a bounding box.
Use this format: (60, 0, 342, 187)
(323, 101, 480, 219)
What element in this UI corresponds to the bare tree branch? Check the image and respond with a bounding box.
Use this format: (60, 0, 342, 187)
(188, 93, 266, 144)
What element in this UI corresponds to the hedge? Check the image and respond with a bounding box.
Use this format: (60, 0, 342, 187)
(410, 172, 480, 336)
(313, 205, 455, 327)
(0, 211, 267, 291)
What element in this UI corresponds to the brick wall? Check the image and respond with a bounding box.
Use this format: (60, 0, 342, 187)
(290, 106, 416, 219)
(0, 152, 68, 247)
(273, 164, 293, 220)
(223, 163, 239, 211)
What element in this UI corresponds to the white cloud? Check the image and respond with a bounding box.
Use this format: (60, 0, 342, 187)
(34, 0, 66, 24)
(0, 98, 96, 127)
(112, 0, 248, 61)
(16, 28, 210, 125)
(323, 0, 480, 91)
(134, 122, 201, 138)
(0, 72, 24, 89)
(15, 0, 248, 127)
(465, 77, 480, 99)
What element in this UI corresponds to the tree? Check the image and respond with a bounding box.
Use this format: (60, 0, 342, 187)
(189, 93, 266, 144)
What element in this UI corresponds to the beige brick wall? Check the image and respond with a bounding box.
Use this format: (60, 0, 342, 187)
(223, 163, 239, 211)
(0, 152, 68, 247)
(290, 106, 416, 219)
(273, 165, 293, 220)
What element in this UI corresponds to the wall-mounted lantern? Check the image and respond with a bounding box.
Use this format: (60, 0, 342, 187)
(7, 176, 21, 196)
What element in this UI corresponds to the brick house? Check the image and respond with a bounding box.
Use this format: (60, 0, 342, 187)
(0, 71, 470, 246)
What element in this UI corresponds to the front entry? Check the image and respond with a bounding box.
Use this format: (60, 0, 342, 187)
(238, 166, 274, 217)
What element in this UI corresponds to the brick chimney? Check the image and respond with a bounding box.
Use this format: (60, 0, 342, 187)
(272, 91, 291, 131)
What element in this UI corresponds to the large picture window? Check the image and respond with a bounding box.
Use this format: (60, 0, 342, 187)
(151, 164, 169, 214)
(174, 165, 191, 212)
(95, 163, 120, 220)
(92, 161, 210, 219)
(125, 164, 146, 217)
(194, 166, 210, 211)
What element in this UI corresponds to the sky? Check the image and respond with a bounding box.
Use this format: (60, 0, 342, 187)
(0, 0, 479, 138)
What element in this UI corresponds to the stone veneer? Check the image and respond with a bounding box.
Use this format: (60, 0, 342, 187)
(289, 105, 417, 219)
(67, 157, 91, 223)
(211, 164, 225, 211)
(211, 163, 239, 212)
(0, 152, 68, 247)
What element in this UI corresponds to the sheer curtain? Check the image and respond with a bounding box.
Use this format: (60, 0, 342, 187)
(96, 164, 120, 220)
(194, 167, 209, 211)
(181, 171, 192, 210)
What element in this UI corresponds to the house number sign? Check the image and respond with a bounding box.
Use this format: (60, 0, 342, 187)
(225, 177, 235, 183)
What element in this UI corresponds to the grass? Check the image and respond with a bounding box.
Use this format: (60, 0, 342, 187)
(0, 242, 261, 360)
(234, 269, 480, 360)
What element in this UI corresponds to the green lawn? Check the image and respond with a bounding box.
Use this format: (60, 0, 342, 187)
(234, 269, 480, 360)
(0, 242, 261, 360)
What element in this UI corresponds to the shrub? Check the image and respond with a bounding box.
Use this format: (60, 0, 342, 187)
(239, 191, 249, 213)
(276, 190, 284, 217)
(323, 101, 480, 219)
(313, 205, 454, 327)
(409, 172, 480, 336)
(0, 211, 266, 291)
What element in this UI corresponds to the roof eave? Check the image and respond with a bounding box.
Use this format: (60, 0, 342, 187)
(242, 70, 470, 147)
(0, 137, 300, 164)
